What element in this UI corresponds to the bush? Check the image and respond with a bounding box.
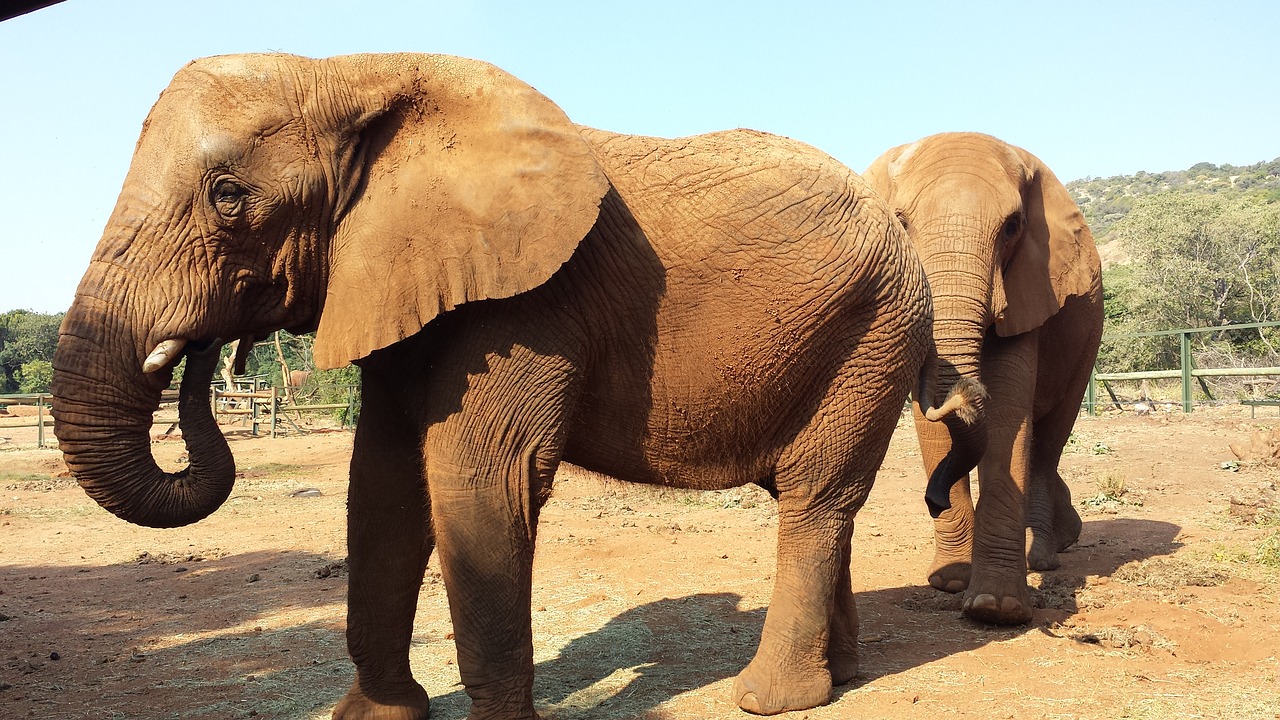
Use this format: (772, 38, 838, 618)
(16, 359, 53, 393)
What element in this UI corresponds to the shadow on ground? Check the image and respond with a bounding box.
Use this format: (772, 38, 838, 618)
(0, 518, 1181, 719)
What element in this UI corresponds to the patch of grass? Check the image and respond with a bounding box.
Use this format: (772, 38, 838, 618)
(1211, 531, 1280, 570)
(239, 462, 304, 477)
(0, 471, 74, 492)
(1113, 556, 1229, 590)
(1081, 472, 1142, 513)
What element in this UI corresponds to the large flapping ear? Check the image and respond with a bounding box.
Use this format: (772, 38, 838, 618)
(311, 53, 609, 369)
(994, 147, 1101, 337)
(861, 141, 918, 207)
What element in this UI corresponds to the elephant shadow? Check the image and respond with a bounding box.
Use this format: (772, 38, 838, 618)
(0, 518, 1180, 719)
(423, 517, 1183, 719)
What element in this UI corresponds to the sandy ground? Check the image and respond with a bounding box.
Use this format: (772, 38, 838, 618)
(0, 406, 1277, 719)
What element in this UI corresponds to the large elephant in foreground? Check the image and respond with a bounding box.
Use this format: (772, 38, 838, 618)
(51, 54, 982, 719)
(864, 133, 1103, 625)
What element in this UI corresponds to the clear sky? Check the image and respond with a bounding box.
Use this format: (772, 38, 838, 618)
(2, 0, 1278, 313)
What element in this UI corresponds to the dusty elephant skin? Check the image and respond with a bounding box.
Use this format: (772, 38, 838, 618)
(50, 53, 978, 720)
(864, 132, 1104, 625)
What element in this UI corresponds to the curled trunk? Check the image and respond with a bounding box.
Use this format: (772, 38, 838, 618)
(52, 317, 234, 529)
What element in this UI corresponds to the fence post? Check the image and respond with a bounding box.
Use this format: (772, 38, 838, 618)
(37, 394, 45, 449)
(1086, 369, 1097, 416)
(270, 385, 278, 439)
(1181, 331, 1193, 413)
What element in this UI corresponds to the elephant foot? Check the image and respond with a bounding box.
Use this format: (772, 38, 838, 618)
(732, 657, 832, 715)
(332, 678, 430, 720)
(961, 579, 1033, 625)
(1026, 544, 1061, 572)
(827, 651, 859, 687)
(927, 561, 971, 594)
(1053, 503, 1083, 552)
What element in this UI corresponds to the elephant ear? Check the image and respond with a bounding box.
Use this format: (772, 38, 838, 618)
(862, 141, 918, 207)
(993, 149, 1100, 337)
(312, 53, 609, 369)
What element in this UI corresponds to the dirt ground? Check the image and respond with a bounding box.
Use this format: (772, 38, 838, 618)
(1, 405, 1278, 720)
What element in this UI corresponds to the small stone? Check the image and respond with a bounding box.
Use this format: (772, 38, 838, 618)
(49, 652, 60, 661)
(247, 573, 260, 583)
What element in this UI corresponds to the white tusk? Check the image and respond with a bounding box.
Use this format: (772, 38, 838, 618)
(142, 338, 188, 373)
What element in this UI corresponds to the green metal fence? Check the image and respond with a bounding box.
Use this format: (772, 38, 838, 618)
(1087, 320, 1280, 414)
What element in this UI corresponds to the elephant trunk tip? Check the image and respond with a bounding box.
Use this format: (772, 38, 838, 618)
(925, 377, 988, 426)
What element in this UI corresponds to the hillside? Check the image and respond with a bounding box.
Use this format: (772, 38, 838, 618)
(1067, 157, 1280, 242)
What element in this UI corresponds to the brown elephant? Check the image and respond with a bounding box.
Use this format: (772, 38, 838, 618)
(864, 133, 1103, 625)
(50, 54, 982, 719)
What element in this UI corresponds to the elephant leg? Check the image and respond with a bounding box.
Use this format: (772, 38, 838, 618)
(827, 533, 859, 685)
(914, 407, 976, 593)
(733, 388, 891, 714)
(733, 499, 852, 715)
(1026, 379, 1091, 572)
(964, 334, 1037, 625)
(334, 369, 433, 720)
(424, 345, 574, 720)
(928, 474, 975, 593)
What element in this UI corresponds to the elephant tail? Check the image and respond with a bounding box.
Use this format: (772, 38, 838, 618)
(913, 345, 988, 425)
(923, 377, 987, 424)
(913, 347, 990, 518)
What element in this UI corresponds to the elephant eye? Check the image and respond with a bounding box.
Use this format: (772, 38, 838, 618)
(1002, 213, 1023, 239)
(895, 210, 911, 234)
(210, 177, 248, 221)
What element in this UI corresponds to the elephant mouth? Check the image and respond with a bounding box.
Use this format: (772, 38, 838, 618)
(141, 335, 255, 375)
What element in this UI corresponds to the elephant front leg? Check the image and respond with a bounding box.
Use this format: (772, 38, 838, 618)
(963, 417, 1034, 625)
(914, 407, 976, 593)
(733, 506, 851, 715)
(429, 462, 543, 720)
(334, 373, 433, 720)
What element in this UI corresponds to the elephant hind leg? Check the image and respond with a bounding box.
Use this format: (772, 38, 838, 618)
(827, 535, 859, 686)
(733, 393, 896, 714)
(927, 474, 975, 594)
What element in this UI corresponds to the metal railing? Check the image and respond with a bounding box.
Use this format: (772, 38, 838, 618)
(1087, 320, 1280, 414)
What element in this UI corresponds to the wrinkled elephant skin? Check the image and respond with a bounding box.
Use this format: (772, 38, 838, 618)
(50, 53, 961, 719)
(865, 133, 1104, 625)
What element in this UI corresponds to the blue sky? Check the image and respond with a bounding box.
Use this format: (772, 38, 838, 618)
(2, 0, 1278, 313)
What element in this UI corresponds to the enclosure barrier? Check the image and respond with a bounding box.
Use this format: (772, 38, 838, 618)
(1087, 320, 1280, 415)
(209, 378, 358, 437)
(0, 393, 52, 448)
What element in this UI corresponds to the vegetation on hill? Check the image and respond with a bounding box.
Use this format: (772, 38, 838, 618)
(1075, 158, 1280, 385)
(1068, 157, 1280, 242)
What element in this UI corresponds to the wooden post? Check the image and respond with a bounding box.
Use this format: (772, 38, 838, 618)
(36, 394, 45, 449)
(270, 385, 278, 438)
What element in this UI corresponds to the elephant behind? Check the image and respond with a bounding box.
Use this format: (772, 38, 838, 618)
(50, 53, 980, 719)
(865, 132, 1104, 625)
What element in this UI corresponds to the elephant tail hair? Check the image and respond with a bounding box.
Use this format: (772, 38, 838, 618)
(923, 377, 987, 426)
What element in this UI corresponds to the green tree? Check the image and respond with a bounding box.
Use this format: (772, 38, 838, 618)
(16, 359, 53, 393)
(0, 310, 63, 393)
(1108, 194, 1280, 368)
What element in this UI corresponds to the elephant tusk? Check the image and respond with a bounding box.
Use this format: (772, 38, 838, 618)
(142, 338, 188, 373)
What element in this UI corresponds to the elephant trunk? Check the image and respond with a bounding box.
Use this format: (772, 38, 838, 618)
(51, 304, 235, 529)
(918, 263, 992, 516)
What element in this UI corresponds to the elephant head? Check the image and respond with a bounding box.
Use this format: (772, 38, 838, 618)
(51, 53, 609, 528)
(864, 132, 1096, 512)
